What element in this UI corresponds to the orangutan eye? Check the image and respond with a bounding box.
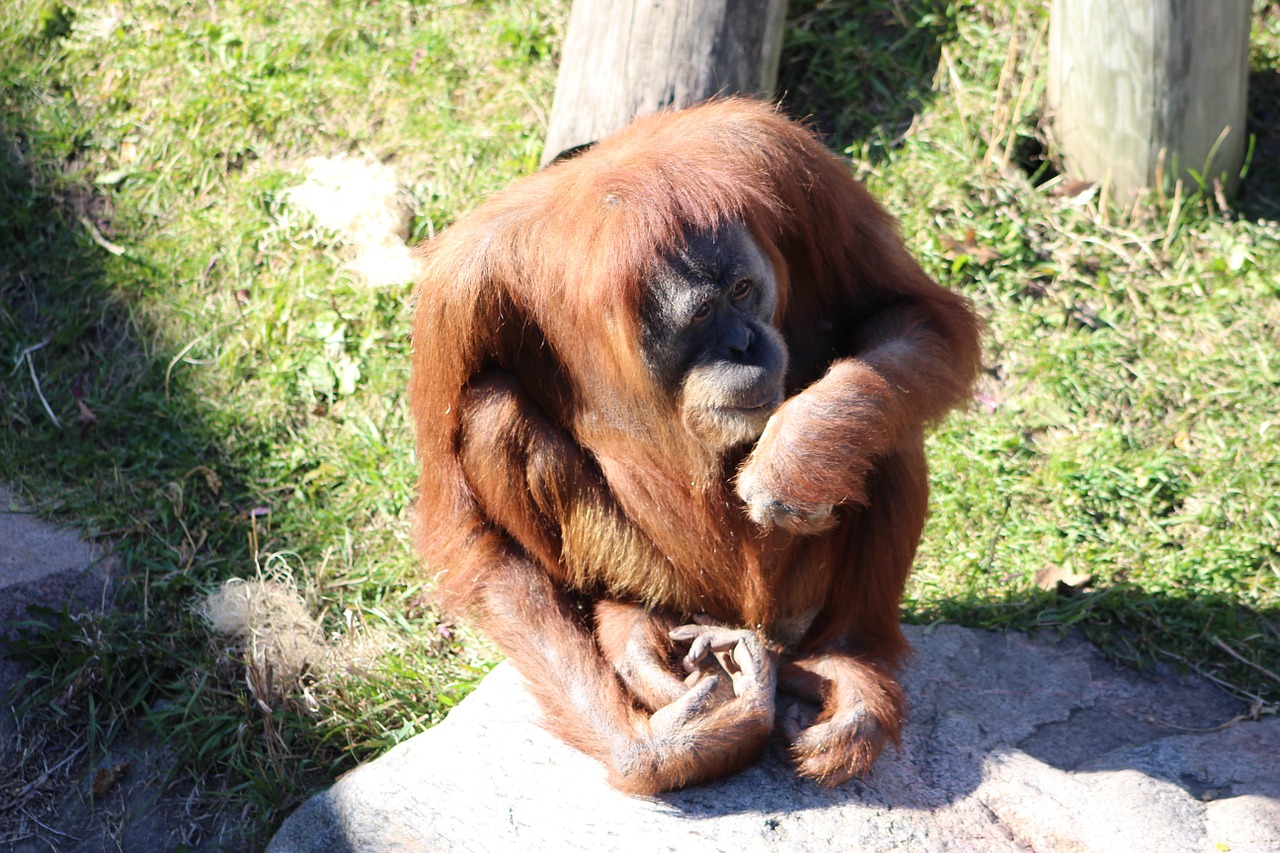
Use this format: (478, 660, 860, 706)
(730, 278, 753, 300)
(692, 301, 712, 322)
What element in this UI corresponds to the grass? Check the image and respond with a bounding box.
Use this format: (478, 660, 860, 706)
(2, 0, 1278, 846)
(1, 0, 559, 843)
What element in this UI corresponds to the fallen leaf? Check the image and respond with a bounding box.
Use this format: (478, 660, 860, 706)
(1034, 564, 1092, 594)
(184, 465, 222, 495)
(1052, 178, 1096, 198)
(939, 230, 1001, 264)
(974, 392, 999, 413)
(77, 399, 98, 427)
(92, 762, 128, 797)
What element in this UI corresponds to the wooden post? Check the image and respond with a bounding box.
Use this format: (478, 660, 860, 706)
(541, 0, 788, 166)
(1047, 0, 1251, 200)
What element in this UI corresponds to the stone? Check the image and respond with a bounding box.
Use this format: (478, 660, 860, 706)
(0, 484, 111, 629)
(268, 624, 1280, 852)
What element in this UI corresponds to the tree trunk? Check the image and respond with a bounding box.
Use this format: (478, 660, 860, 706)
(542, 0, 788, 166)
(1047, 0, 1251, 200)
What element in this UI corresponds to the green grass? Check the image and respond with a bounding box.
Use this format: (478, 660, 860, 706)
(2, 0, 1278, 845)
(2, 0, 560, 843)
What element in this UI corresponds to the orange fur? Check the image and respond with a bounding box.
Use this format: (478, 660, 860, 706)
(409, 99, 981, 793)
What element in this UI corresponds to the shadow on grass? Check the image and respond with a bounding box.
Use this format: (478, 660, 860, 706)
(778, 0, 956, 153)
(909, 585, 1280, 709)
(1241, 69, 1280, 219)
(0, 103, 323, 846)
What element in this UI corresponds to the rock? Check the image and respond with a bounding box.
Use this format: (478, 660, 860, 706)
(268, 625, 1280, 853)
(0, 483, 112, 761)
(0, 483, 111, 631)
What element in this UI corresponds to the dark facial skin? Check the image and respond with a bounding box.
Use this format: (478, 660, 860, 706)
(641, 221, 788, 449)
